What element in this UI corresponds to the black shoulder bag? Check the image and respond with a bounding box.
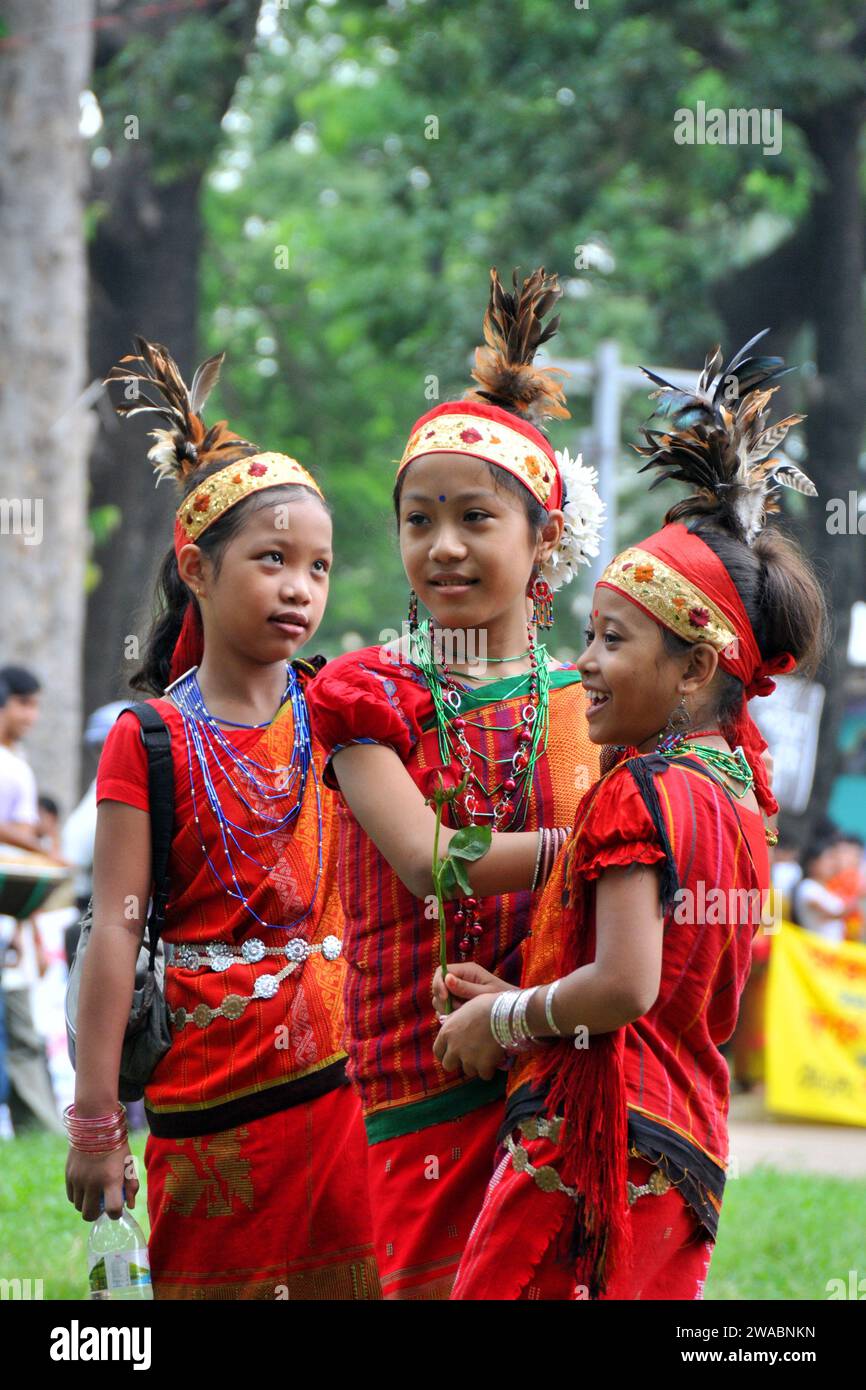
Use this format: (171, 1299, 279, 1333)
(65, 703, 175, 1102)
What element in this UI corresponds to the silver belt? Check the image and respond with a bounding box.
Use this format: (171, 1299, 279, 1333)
(506, 1117, 672, 1206)
(166, 934, 342, 974)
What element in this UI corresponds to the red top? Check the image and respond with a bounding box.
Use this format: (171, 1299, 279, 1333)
(307, 645, 598, 1141)
(580, 767, 767, 1167)
(96, 682, 347, 1137)
(513, 752, 770, 1246)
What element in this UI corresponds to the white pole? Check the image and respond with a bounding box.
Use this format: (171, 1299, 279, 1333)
(591, 340, 622, 584)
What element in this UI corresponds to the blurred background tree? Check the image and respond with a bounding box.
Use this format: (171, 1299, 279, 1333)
(0, 0, 95, 812)
(2, 0, 863, 838)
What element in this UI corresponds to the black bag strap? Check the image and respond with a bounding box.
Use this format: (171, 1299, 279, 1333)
(124, 703, 175, 971)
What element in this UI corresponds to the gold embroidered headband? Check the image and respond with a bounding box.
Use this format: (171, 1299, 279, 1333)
(175, 453, 324, 547)
(397, 405, 562, 508)
(598, 546, 738, 657)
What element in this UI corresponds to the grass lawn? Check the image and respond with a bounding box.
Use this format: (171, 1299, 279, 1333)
(0, 1134, 863, 1299)
(0, 1131, 150, 1300)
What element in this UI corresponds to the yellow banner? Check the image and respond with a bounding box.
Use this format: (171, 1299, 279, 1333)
(766, 922, 866, 1127)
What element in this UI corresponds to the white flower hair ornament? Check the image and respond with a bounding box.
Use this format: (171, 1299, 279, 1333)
(539, 448, 606, 591)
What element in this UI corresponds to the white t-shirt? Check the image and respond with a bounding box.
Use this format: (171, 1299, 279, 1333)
(60, 779, 98, 901)
(796, 878, 847, 944)
(0, 743, 39, 828)
(772, 860, 803, 912)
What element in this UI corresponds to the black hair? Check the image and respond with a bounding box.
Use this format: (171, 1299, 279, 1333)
(131, 462, 330, 697)
(38, 794, 60, 818)
(658, 518, 828, 733)
(0, 665, 41, 697)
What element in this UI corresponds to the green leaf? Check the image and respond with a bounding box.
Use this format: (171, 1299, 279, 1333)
(447, 826, 493, 862)
(438, 857, 473, 899)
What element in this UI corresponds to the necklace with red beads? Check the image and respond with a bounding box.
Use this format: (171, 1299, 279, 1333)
(413, 619, 551, 958)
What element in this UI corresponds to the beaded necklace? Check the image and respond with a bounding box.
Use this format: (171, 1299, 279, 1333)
(412, 618, 551, 958)
(657, 727, 755, 798)
(165, 663, 322, 932)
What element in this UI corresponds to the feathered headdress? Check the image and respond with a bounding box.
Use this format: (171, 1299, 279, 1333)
(465, 266, 570, 426)
(104, 335, 260, 490)
(633, 328, 816, 545)
(397, 265, 575, 512)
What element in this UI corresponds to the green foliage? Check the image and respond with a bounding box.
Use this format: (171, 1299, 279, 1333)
(187, 0, 866, 651)
(94, 5, 253, 183)
(85, 504, 122, 596)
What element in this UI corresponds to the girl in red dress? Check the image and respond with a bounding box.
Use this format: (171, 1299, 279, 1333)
(65, 339, 379, 1299)
(434, 333, 828, 1299)
(306, 268, 605, 1297)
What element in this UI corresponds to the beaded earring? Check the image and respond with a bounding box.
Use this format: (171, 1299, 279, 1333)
(530, 577, 554, 629)
(407, 589, 419, 633)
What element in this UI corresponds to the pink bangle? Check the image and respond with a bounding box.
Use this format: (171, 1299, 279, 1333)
(64, 1103, 128, 1154)
(535, 827, 571, 891)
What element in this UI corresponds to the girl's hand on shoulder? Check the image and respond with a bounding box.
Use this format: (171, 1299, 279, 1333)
(431, 961, 516, 1014)
(66, 1143, 140, 1223)
(433, 993, 505, 1080)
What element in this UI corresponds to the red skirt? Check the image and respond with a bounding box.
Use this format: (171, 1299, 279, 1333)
(368, 1097, 503, 1300)
(144, 1084, 381, 1299)
(453, 1145, 714, 1301)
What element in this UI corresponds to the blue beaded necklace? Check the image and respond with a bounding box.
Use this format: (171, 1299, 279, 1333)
(164, 663, 322, 932)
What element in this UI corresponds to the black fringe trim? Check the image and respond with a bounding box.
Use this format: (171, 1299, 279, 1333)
(623, 753, 681, 915)
(499, 1083, 725, 1245)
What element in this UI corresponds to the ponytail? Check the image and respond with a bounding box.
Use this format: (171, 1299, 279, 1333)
(129, 545, 199, 696)
(661, 518, 829, 730)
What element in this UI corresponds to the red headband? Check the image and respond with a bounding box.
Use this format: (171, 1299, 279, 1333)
(398, 399, 564, 511)
(599, 523, 795, 816)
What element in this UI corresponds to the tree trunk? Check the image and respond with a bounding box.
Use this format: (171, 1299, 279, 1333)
(83, 0, 260, 775)
(85, 163, 203, 715)
(0, 0, 95, 813)
(785, 103, 866, 845)
(714, 106, 866, 845)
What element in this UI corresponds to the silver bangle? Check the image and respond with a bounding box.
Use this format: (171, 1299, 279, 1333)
(530, 829, 545, 892)
(490, 991, 515, 1049)
(490, 987, 542, 1052)
(514, 987, 536, 1045)
(544, 979, 563, 1036)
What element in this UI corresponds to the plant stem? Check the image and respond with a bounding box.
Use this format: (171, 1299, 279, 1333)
(432, 802, 452, 1015)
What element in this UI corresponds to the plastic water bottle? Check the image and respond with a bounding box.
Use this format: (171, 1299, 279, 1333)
(87, 1189, 153, 1300)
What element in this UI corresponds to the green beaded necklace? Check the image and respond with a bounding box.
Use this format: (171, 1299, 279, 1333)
(440, 645, 533, 685)
(411, 619, 551, 829)
(660, 730, 754, 798)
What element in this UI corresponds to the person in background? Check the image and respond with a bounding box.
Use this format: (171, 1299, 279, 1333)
(793, 832, 860, 945)
(37, 795, 62, 858)
(0, 666, 43, 853)
(769, 832, 803, 921)
(0, 674, 10, 1122)
(826, 832, 866, 943)
(61, 702, 132, 971)
(0, 665, 63, 1134)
